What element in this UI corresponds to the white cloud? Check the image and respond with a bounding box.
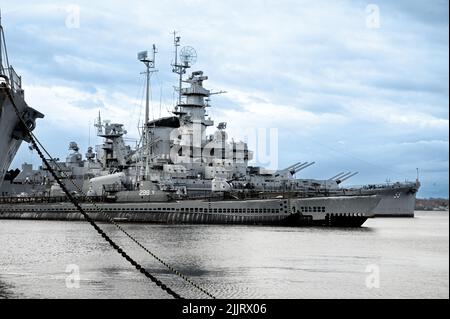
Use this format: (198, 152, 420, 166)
(25, 84, 145, 139)
(3, 0, 448, 197)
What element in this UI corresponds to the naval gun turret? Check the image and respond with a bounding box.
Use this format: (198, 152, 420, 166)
(335, 172, 359, 184)
(290, 162, 316, 175)
(274, 161, 315, 179)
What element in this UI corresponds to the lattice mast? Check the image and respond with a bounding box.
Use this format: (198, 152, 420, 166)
(137, 45, 158, 179)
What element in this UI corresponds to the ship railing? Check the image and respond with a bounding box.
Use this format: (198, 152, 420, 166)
(0, 195, 106, 204)
(182, 188, 334, 201)
(339, 181, 416, 190)
(3, 66, 22, 92)
(103, 184, 127, 193)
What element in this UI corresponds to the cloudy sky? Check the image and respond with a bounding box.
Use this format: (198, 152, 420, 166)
(1, 0, 448, 198)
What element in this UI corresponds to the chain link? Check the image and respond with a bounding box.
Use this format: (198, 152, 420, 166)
(4, 87, 185, 299)
(31, 128, 216, 299)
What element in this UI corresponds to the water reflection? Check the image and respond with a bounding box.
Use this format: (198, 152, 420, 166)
(0, 212, 448, 299)
(0, 277, 16, 298)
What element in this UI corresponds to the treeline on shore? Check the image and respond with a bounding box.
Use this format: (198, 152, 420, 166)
(415, 198, 449, 211)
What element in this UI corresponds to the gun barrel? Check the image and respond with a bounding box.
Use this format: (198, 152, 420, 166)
(340, 172, 359, 182)
(287, 162, 308, 174)
(274, 161, 304, 176)
(333, 172, 350, 180)
(336, 172, 352, 180)
(282, 161, 305, 172)
(293, 161, 316, 174)
(330, 172, 345, 180)
(291, 162, 309, 171)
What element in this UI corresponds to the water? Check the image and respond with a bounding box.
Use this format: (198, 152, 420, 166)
(0, 211, 448, 299)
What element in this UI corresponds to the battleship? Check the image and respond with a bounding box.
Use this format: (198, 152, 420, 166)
(0, 27, 417, 226)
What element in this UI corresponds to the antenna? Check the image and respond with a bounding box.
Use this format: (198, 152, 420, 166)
(138, 44, 158, 125)
(94, 110, 103, 135)
(171, 31, 183, 106)
(171, 31, 196, 108)
(138, 45, 158, 180)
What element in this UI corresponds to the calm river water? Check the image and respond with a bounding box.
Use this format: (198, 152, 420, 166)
(0, 211, 448, 299)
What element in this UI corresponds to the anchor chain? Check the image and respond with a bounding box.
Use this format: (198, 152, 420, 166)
(31, 124, 216, 299)
(4, 87, 183, 299)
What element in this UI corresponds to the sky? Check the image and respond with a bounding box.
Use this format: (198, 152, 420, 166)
(1, 0, 448, 198)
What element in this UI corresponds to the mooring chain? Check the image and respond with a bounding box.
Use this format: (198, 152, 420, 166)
(7, 86, 216, 299)
(4, 87, 182, 299)
(31, 128, 216, 299)
(31, 134, 182, 299)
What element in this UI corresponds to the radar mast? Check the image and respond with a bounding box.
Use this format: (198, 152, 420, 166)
(171, 31, 197, 110)
(137, 45, 158, 179)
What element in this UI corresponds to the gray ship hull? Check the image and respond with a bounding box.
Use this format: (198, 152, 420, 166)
(0, 88, 22, 185)
(0, 182, 47, 197)
(0, 195, 380, 227)
(0, 84, 43, 187)
(332, 183, 418, 217)
(371, 188, 416, 217)
(129, 179, 419, 218)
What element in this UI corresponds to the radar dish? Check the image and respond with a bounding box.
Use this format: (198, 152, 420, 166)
(180, 46, 197, 66)
(137, 51, 148, 61)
